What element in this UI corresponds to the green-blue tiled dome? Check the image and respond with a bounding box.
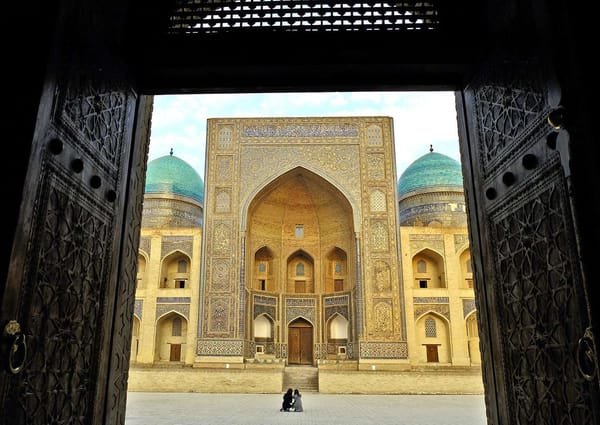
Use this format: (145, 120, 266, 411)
(145, 153, 204, 203)
(397, 151, 463, 199)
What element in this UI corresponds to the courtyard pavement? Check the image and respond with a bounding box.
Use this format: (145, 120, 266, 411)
(125, 392, 488, 425)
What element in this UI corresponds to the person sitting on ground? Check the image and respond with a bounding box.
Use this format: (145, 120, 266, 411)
(291, 388, 303, 412)
(280, 388, 294, 412)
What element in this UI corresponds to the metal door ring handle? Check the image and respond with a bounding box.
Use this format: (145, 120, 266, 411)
(8, 333, 26, 374)
(577, 328, 597, 381)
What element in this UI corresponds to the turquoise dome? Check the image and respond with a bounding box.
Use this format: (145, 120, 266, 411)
(397, 151, 463, 198)
(145, 154, 204, 203)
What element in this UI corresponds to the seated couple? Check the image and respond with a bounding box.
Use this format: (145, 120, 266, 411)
(280, 388, 303, 412)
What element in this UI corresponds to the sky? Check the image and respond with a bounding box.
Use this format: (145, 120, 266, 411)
(148, 91, 461, 181)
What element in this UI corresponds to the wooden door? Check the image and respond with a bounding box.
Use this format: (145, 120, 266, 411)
(425, 345, 439, 363)
(456, 2, 600, 422)
(170, 344, 182, 361)
(288, 320, 313, 365)
(0, 2, 150, 424)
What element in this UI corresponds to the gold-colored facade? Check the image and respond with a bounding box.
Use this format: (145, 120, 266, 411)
(130, 116, 481, 393)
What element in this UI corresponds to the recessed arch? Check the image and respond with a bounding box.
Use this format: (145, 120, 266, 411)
(412, 248, 446, 289)
(242, 166, 359, 233)
(415, 312, 451, 364)
(159, 250, 192, 289)
(155, 312, 188, 363)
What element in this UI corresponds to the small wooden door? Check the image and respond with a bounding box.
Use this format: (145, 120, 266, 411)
(288, 319, 313, 364)
(170, 344, 181, 361)
(425, 345, 439, 363)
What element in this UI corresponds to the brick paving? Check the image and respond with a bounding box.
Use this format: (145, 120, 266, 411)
(125, 392, 487, 425)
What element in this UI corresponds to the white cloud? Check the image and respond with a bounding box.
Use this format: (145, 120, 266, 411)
(149, 92, 460, 181)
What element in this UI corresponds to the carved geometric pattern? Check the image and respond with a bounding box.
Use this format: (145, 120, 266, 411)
(240, 144, 360, 205)
(366, 124, 383, 146)
(157, 297, 192, 303)
(414, 304, 450, 320)
(213, 222, 232, 254)
(425, 317, 437, 337)
(156, 304, 190, 319)
(215, 189, 231, 213)
(462, 299, 476, 317)
(489, 166, 594, 424)
(284, 297, 316, 324)
(254, 294, 277, 305)
(324, 305, 349, 323)
(14, 175, 112, 423)
(161, 235, 193, 258)
(367, 153, 385, 180)
(374, 301, 393, 333)
(371, 220, 388, 251)
(472, 67, 547, 174)
(62, 83, 126, 173)
(197, 339, 244, 356)
(218, 126, 233, 149)
(216, 156, 233, 181)
(286, 306, 315, 325)
(409, 237, 444, 255)
(254, 304, 276, 320)
(373, 261, 391, 292)
(210, 259, 231, 292)
(360, 342, 408, 359)
(169, 1, 440, 34)
(414, 297, 450, 304)
(286, 297, 316, 307)
(370, 190, 386, 212)
(207, 297, 231, 334)
(324, 295, 349, 306)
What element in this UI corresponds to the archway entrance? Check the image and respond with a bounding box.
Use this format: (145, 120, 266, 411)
(287, 318, 313, 365)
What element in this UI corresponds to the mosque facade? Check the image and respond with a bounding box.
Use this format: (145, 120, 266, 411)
(128, 116, 482, 394)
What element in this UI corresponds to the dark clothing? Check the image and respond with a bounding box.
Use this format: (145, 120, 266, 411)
(281, 390, 294, 411)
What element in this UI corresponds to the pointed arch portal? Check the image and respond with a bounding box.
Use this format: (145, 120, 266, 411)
(288, 318, 313, 365)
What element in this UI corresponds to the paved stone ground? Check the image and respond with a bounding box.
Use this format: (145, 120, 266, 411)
(125, 392, 488, 425)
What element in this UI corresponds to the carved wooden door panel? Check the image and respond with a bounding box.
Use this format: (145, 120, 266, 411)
(288, 328, 301, 364)
(288, 322, 313, 365)
(0, 2, 150, 425)
(456, 35, 599, 425)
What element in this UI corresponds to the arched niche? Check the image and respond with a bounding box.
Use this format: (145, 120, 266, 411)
(325, 247, 348, 292)
(412, 248, 446, 289)
(253, 246, 275, 292)
(136, 252, 148, 289)
(159, 250, 191, 289)
(415, 312, 451, 364)
(466, 311, 481, 365)
(287, 250, 314, 294)
(155, 312, 188, 362)
(458, 248, 473, 289)
(130, 315, 141, 363)
(253, 314, 275, 356)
